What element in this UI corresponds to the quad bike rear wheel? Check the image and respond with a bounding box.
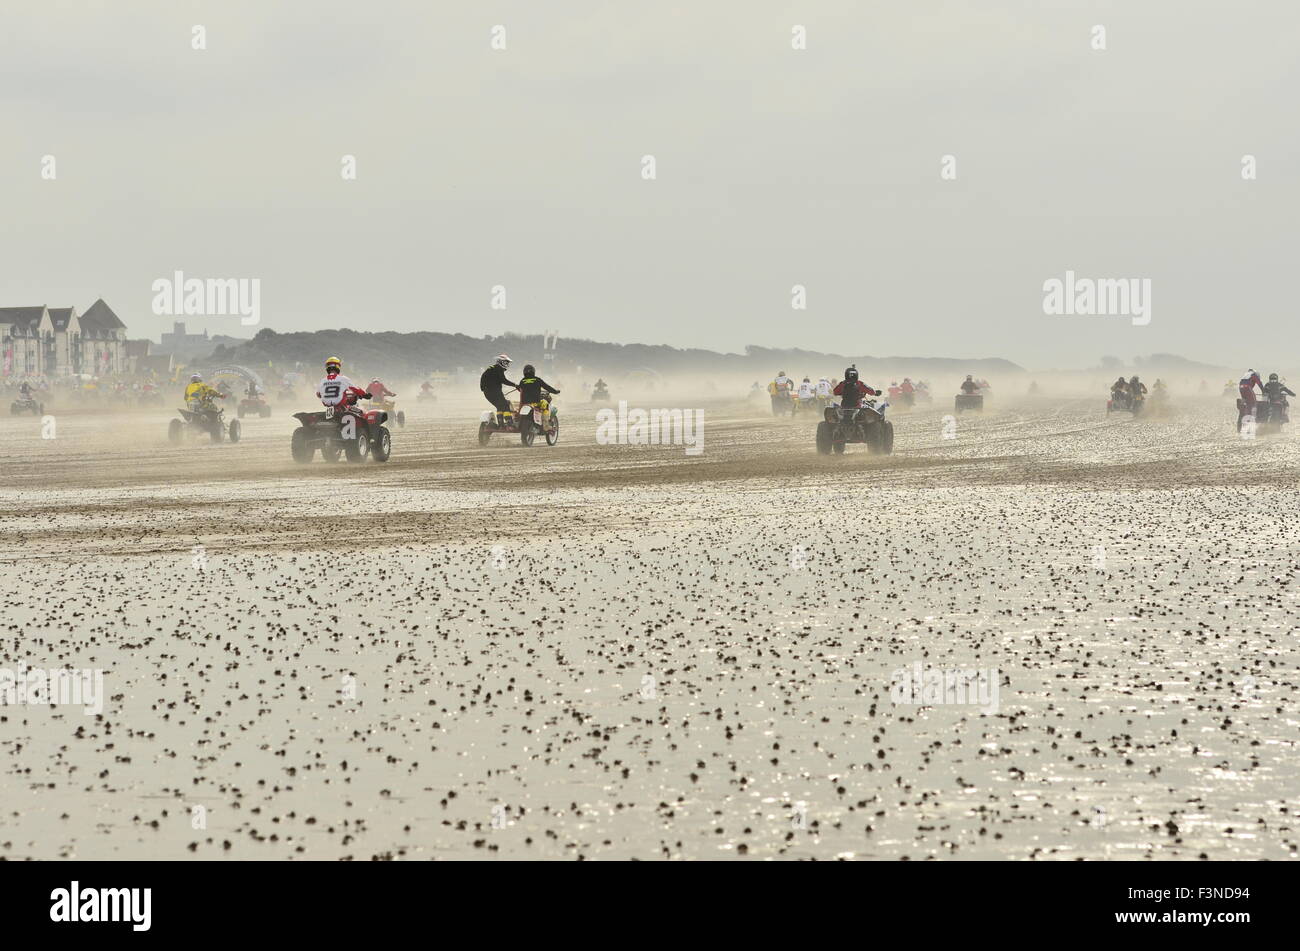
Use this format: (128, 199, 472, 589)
(880, 420, 894, 454)
(228, 419, 241, 443)
(168, 418, 184, 443)
(371, 426, 392, 462)
(477, 422, 491, 446)
(816, 421, 833, 455)
(396, 410, 405, 427)
(291, 428, 314, 463)
(321, 444, 342, 462)
(210, 421, 224, 444)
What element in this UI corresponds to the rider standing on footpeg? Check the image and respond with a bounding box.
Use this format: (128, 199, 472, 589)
(480, 354, 517, 427)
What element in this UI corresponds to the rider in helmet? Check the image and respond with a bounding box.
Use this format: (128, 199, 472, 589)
(367, 377, 397, 403)
(1263, 372, 1294, 401)
(517, 363, 560, 411)
(832, 366, 879, 408)
(1239, 368, 1264, 412)
(479, 354, 517, 426)
(183, 372, 224, 410)
(961, 375, 981, 395)
(1128, 375, 1147, 401)
(316, 356, 369, 409)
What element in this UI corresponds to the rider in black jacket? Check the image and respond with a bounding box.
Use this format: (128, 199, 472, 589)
(479, 354, 517, 425)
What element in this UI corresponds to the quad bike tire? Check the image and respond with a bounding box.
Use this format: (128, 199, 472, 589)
(228, 419, 241, 443)
(371, 426, 392, 462)
(344, 431, 370, 461)
(396, 410, 405, 427)
(321, 444, 342, 463)
(168, 418, 184, 444)
(291, 428, 314, 463)
(210, 421, 224, 444)
(816, 421, 833, 455)
(545, 415, 559, 446)
(880, 420, 895, 454)
(477, 422, 491, 446)
(520, 423, 536, 447)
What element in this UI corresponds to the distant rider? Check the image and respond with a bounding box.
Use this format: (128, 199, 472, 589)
(833, 366, 879, 408)
(480, 354, 517, 426)
(367, 378, 397, 403)
(797, 377, 815, 402)
(961, 375, 981, 395)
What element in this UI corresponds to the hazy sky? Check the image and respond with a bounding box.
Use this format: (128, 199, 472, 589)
(3, 1, 1296, 369)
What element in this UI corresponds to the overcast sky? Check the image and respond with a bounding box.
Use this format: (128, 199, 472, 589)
(3, 1, 1296, 369)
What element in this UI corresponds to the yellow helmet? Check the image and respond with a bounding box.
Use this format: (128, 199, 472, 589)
(325, 356, 342, 373)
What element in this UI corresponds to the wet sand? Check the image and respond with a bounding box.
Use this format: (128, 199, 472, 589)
(1, 393, 1297, 860)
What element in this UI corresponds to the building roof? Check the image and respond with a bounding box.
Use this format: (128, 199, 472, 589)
(81, 298, 126, 330)
(0, 306, 47, 328)
(48, 307, 77, 331)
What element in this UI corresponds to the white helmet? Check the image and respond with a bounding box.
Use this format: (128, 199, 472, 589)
(495, 354, 512, 369)
(190, 373, 202, 383)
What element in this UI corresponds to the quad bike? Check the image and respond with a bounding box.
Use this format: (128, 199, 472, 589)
(169, 403, 241, 444)
(791, 396, 819, 417)
(1238, 395, 1289, 435)
(291, 394, 391, 463)
(1107, 391, 1144, 415)
(9, 396, 44, 416)
(372, 396, 405, 427)
(816, 398, 894, 455)
(238, 395, 273, 418)
(897, 390, 916, 410)
(277, 385, 297, 403)
(954, 392, 984, 414)
(915, 387, 933, 404)
(769, 389, 794, 416)
(591, 383, 611, 403)
(417, 389, 437, 403)
(478, 394, 559, 446)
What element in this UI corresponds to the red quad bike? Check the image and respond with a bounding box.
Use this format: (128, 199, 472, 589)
(816, 398, 894, 455)
(1238, 395, 1289, 435)
(238, 394, 272, 418)
(291, 393, 392, 463)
